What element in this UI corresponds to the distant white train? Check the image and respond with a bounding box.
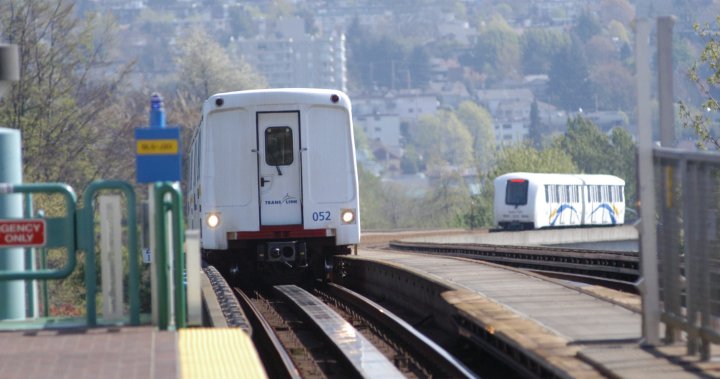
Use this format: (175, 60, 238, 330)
(186, 88, 360, 281)
(493, 172, 625, 230)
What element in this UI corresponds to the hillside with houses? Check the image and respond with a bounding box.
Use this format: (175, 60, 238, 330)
(2, 0, 716, 228)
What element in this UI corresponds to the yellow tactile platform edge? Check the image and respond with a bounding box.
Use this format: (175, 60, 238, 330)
(179, 328, 267, 379)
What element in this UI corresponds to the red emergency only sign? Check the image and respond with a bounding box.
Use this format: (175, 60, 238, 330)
(0, 220, 46, 247)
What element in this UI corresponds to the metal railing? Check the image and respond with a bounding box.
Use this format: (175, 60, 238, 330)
(78, 180, 140, 326)
(0, 181, 143, 326)
(653, 148, 720, 360)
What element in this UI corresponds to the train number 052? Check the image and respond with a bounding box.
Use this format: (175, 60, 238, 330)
(312, 211, 331, 221)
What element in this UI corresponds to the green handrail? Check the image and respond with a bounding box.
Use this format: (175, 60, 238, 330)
(79, 181, 140, 326)
(0, 183, 76, 281)
(153, 182, 185, 330)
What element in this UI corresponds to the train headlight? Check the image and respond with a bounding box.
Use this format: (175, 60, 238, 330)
(341, 209, 356, 224)
(206, 213, 221, 228)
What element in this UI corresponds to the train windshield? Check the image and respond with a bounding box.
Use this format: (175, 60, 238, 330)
(506, 179, 528, 206)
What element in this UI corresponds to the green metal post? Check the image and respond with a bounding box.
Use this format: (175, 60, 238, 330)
(23, 193, 37, 318)
(41, 248, 48, 317)
(153, 186, 169, 330)
(153, 182, 185, 329)
(0, 128, 25, 320)
(34, 209, 48, 317)
(169, 191, 185, 328)
(81, 181, 140, 326)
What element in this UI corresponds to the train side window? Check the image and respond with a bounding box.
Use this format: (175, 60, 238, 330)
(547, 185, 556, 203)
(265, 126, 293, 166)
(505, 179, 528, 206)
(545, 185, 550, 203)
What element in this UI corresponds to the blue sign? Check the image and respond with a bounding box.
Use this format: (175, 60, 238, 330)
(135, 127, 181, 183)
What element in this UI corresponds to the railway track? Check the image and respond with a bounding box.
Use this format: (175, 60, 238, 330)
(202, 231, 640, 378)
(231, 282, 477, 379)
(388, 240, 639, 291)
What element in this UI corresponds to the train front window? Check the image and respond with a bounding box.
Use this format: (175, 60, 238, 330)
(506, 179, 528, 206)
(265, 126, 293, 166)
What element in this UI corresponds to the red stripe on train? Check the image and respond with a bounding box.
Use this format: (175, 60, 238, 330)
(227, 225, 335, 240)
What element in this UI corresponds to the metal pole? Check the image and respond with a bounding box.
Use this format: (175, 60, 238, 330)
(23, 193, 37, 318)
(0, 128, 26, 320)
(636, 18, 661, 346)
(658, 16, 676, 147)
(148, 93, 165, 327)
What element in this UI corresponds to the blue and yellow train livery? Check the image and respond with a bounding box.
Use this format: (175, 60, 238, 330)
(493, 172, 625, 230)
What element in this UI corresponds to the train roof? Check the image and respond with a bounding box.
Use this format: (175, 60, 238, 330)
(494, 172, 624, 185)
(203, 88, 351, 114)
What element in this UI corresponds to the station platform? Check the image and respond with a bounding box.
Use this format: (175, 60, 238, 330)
(0, 326, 266, 379)
(0, 269, 267, 379)
(341, 245, 720, 378)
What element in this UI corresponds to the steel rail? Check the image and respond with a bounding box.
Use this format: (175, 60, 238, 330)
(233, 287, 302, 379)
(323, 282, 479, 378)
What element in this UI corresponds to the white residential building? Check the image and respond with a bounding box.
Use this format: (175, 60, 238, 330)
(234, 17, 347, 91)
(476, 88, 568, 146)
(356, 113, 403, 149)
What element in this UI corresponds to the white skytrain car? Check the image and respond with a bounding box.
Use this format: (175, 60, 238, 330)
(493, 172, 625, 230)
(186, 88, 360, 281)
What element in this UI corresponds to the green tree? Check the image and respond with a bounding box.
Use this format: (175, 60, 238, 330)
(0, 0, 134, 187)
(520, 28, 569, 75)
(572, 10, 602, 43)
(528, 99, 543, 148)
(0, 0, 140, 316)
(410, 111, 473, 168)
(679, 17, 720, 149)
(586, 36, 618, 65)
(465, 14, 521, 82)
(357, 165, 390, 229)
(608, 20, 630, 45)
(558, 118, 633, 170)
(455, 101, 495, 173)
(547, 36, 594, 112)
(174, 27, 266, 101)
(489, 145, 577, 178)
(400, 145, 421, 174)
(421, 171, 472, 228)
(555, 116, 609, 173)
(554, 117, 637, 205)
(608, 127, 637, 205)
(589, 62, 634, 111)
(598, 0, 635, 26)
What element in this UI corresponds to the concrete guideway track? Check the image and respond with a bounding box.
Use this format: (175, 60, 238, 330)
(337, 246, 720, 378)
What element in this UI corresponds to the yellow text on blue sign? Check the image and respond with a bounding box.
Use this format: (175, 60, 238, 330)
(136, 139, 179, 155)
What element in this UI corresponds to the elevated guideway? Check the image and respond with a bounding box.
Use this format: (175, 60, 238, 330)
(399, 225, 639, 248)
(339, 225, 719, 379)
